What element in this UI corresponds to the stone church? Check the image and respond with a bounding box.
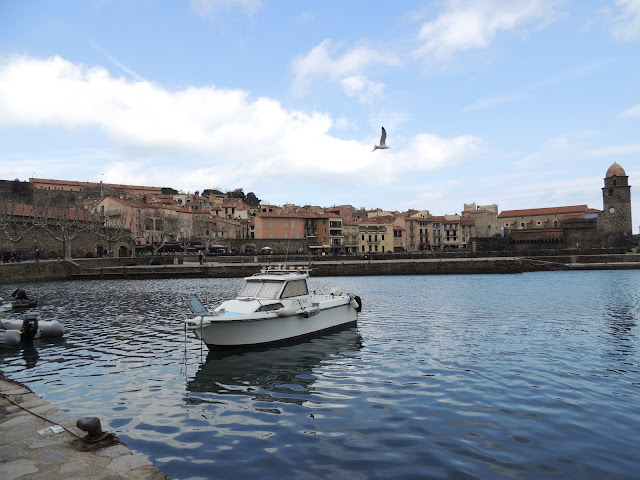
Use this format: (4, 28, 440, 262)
(500, 162, 633, 251)
(563, 162, 633, 250)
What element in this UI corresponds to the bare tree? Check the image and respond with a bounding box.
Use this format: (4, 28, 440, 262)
(191, 213, 218, 251)
(174, 215, 193, 253)
(129, 208, 153, 255)
(0, 199, 36, 255)
(88, 208, 132, 257)
(33, 195, 90, 260)
(148, 208, 182, 254)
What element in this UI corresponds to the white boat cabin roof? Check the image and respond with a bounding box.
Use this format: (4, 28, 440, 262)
(238, 267, 311, 300)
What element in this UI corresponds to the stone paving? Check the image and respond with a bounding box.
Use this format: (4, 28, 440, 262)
(0, 377, 175, 480)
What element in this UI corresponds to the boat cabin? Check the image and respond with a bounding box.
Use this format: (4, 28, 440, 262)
(237, 273, 309, 301)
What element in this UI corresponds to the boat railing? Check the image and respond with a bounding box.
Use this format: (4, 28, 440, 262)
(257, 264, 311, 275)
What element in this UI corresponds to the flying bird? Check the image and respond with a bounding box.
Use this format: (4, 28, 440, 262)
(372, 127, 390, 152)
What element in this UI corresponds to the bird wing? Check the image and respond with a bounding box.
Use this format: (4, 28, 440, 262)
(380, 127, 387, 146)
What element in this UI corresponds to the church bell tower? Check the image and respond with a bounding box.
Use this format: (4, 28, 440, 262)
(600, 162, 632, 249)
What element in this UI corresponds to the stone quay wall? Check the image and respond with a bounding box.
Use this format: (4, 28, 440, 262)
(1, 253, 640, 285)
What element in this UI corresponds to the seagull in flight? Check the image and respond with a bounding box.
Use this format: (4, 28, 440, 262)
(372, 126, 390, 152)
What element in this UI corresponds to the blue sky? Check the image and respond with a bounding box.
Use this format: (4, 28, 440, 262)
(0, 0, 638, 230)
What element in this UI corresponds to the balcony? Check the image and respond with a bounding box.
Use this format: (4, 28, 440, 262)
(305, 228, 317, 237)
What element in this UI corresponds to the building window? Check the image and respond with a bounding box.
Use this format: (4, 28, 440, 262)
(608, 189, 614, 196)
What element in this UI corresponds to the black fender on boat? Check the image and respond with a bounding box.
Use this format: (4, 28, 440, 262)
(354, 295, 362, 313)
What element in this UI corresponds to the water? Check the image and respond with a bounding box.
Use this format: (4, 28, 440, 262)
(1, 271, 639, 479)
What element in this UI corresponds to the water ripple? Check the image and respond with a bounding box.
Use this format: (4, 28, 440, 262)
(1, 271, 639, 479)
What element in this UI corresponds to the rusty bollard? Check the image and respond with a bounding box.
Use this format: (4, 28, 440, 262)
(76, 416, 104, 440)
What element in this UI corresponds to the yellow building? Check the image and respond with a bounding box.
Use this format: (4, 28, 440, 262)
(357, 219, 393, 254)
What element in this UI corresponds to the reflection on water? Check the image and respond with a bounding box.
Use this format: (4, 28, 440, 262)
(187, 328, 363, 405)
(20, 345, 40, 369)
(0, 272, 639, 480)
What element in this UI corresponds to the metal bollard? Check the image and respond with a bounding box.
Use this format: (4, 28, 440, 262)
(76, 416, 104, 440)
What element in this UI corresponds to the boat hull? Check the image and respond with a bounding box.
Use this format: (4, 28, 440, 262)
(191, 302, 357, 348)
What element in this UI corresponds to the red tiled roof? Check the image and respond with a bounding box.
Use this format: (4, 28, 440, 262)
(29, 178, 162, 192)
(498, 205, 589, 218)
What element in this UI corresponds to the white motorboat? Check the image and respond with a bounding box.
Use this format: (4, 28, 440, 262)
(184, 266, 362, 348)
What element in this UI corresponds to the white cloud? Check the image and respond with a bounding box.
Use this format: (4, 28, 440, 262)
(190, 0, 262, 17)
(0, 55, 474, 194)
(414, 0, 562, 61)
(290, 39, 399, 100)
(392, 133, 481, 172)
(340, 75, 385, 104)
(621, 104, 640, 117)
(607, 0, 640, 41)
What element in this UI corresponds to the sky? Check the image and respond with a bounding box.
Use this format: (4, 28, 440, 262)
(0, 0, 638, 230)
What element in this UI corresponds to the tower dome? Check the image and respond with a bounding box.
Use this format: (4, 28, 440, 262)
(606, 162, 626, 178)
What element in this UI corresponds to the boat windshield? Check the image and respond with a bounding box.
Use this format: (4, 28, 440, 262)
(281, 279, 308, 298)
(238, 279, 284, 299)
(238, 280, 260, 297)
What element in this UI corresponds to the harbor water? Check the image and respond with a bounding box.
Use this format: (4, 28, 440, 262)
(1, 271, 639, 479)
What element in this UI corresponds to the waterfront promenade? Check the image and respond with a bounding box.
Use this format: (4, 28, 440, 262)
(1, 252, 640, 284)
(0, 375, 175, 480)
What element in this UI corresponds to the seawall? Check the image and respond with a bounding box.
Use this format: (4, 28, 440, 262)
(1, 253, 640, 284)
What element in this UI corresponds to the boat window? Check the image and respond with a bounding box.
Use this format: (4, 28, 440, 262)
(255, 281, 283, 299)
(281, 280, 308, 298)
(238, 280, 261, 297)
(256, 303, 283, 312)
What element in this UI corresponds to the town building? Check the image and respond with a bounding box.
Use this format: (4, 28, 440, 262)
(29, 178, 162, 199)
(342, 219, 360, 254)
(357, 218, 393, 254)
(462, 203, 498, 237)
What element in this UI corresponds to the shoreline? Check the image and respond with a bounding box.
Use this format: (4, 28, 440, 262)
(1, 253, 640, 284)
(0, 372, 175, 480)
